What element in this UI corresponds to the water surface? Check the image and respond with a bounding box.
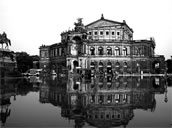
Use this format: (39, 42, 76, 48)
(0, 75, 171, 128)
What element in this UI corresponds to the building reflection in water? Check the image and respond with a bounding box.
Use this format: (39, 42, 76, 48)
(39, 75, 168, 128)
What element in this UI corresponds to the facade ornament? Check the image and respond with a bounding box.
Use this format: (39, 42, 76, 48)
(74, 18, 86, 32)
(101, 14, 104, 19)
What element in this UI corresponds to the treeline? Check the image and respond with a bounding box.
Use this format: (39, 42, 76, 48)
(16, 52, 40, 73)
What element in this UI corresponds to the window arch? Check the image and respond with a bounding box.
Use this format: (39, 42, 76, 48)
(72, 36, 81, 43)
(98, 46, 104, 55)
(107, 61, 112, 67)
(115, 94, 120, 103)
(115, 47, 120, 56)
(107, 47, 112, 55)
(115, 61, 120, 73)
(123, 62, 127, 67)
(115, 62, 120, 67)
(90, 61, 95, 69)
(99, 61, 103, 66)
(90, 47, 95, 55)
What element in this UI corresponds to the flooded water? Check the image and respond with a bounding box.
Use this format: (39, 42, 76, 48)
(0, 75, 171, 128)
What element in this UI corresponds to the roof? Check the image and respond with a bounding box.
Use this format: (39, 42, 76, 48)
(85, 14, 133, 33)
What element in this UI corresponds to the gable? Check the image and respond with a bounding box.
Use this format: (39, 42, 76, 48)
(86, 19, 122, 29)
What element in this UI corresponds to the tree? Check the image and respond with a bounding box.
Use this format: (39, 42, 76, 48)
(166, 59, 172, 73)
(16, 52, 33, 73)
(0, 32, 11, 49)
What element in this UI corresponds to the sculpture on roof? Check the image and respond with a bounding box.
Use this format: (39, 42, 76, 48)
(74, 18, 86, 33)
(75, 18, 83, 26)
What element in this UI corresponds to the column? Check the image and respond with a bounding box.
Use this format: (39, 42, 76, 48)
(103, 46, 106, 55)
(95, 46, 98, 55)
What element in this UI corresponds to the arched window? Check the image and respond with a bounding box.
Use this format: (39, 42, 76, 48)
(136, 63, 140, 73)
(98, 47, 104, 55)
(107, 95, 112, 103)
(123, 47, 127, 56)
(107, 61, 112, 67)
(98, 95, 104, 104)
(99, 61, 104, 73)
(90, 47, 95, 55)
(115, 94, 120, 103)
(123, 62, 128, 73)
(115, 62, 120, 73)
(123, 62, 127, 67)
(99, 76, 104, 88)
(90, 61, 95, 69)
(123, 94, 127, 102)
(115, 62, 120, 67)
(99, 61, 103, 66)
(90, 95, 95, 103)
(72, 36, 81, 43)
(107, 61, 112, 74)
(73, 83, 79, 90)
(115, 47, 120, 56)
(91, 79, 95, 88)
(107, 47, 112, 55)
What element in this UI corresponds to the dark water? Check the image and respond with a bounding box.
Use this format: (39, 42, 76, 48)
(0, 75, 171, 128)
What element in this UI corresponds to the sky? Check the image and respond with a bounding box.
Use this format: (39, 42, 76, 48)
(0, 0, 172, 59)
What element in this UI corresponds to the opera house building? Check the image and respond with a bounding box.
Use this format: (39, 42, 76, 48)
(39, 14, 165, 75)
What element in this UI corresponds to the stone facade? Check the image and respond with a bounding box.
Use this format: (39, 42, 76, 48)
(39, 15, 165, 74)
(0, 48, 17, 76)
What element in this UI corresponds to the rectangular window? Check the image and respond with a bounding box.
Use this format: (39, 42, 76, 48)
(112, 31, 115, 35)
(117, 32, 120, 35)
(94, 31, 97, 35)
(89, 32, 92, 35)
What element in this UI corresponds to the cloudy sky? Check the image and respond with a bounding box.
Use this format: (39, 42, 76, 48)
(1, 0, 172, 59)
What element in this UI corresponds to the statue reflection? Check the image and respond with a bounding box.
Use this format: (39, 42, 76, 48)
(0, 78, 17, 126)
(0, 77, 40, 126)
(39, 75, 168, 128)
(0, 99, 11, 126)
